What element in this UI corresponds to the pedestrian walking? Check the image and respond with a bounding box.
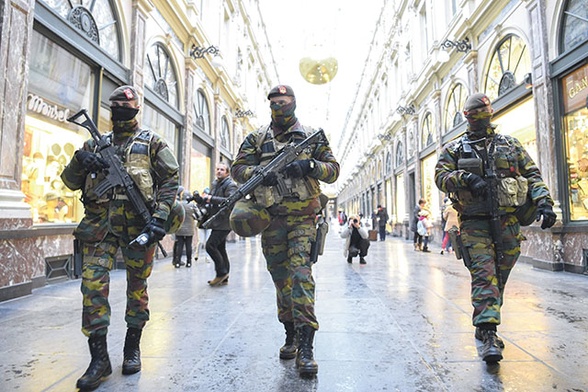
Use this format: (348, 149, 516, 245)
(60, 85, 182, 390)
(376, 205, 389, 241)
(173, 189, 198, 268)
(441, 199, 459, 255)
(193, 162, 238, 286)
(435, 92, 556, 364)
(231, 84, 340, 377)
(411, 199, 427, 251)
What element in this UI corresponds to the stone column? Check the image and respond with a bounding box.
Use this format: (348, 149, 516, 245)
(525, 0, 559, 206)
(183, 61, 198, 185)
(0, 0, 35, 227)
(130, 0, 153, 93)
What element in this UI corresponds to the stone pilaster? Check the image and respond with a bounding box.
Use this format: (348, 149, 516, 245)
(0, 0, 35, 227)
(130, 0, 154, 92)
(182, 62, 198, 185)
(525, 0, 559, 206)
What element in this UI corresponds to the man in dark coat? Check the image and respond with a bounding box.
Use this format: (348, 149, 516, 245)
(193, 162, 238, 286)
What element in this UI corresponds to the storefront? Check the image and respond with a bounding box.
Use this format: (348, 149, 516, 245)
(22, 31, 94, 225)
(561, 64, 588, 222)
(190, 89, 215, 193)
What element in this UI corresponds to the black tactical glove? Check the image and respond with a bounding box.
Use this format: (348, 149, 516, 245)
(192, 191, 204, 204)
(536, 202, 556, 229)
(284, 159, 312, 178)
(261, 171, 279, 186)
(75, 150, 109, 172)
(141, 217, 166, 245)
(464, 173, 488, 198)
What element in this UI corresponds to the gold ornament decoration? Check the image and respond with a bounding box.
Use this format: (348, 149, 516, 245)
(299, 57, 338, 85)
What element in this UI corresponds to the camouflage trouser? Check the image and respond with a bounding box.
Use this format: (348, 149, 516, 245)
(80, 232, 156, 337)
(261, 214, 318, 330)
(461, 214, 523, 326)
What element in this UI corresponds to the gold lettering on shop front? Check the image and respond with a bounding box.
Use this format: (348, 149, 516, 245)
(568, 76, 588, 99)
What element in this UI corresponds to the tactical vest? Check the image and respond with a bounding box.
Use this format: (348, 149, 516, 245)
(456, 133, 528, 216)
(83, 129, 155, 204)
(252, 125, 321, 207)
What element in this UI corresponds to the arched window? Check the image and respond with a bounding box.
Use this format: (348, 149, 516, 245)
(385, 151, 392, 174)
(484, 34, 531, 100)
(395, 141, 404, 167)
(145, 43, 179, 108)
(220, 116, 230, 149)
(421, 112, 435, 148)
(44, 0, 120, 60)
(444, 83, 466, 133)
(193, 90, 211, 135)
(559, 0, 588, 53)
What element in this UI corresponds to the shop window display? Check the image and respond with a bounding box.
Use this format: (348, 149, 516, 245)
(143, 104, 178, 155)
(563, 65, 588, 221)
(23, 31, 94, 224)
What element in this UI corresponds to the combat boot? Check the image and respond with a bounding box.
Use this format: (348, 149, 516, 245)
(122, 327, 142, 375)
(479, 329, 503, 363)
(76, 334, 112, 391)
(279, 322, 298, 359)
(475, 327, 505, 348)
(296, 326, 318, 377)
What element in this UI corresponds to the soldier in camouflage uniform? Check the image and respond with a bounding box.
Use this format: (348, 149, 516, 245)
(231, 85, 339, 377)
(435, 93, 556, 364)
(61, 86, 180, 390)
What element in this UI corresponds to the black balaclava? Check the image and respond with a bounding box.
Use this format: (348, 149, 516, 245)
(463, 93, 495, 140)
(109, 85, 140, 134)
(111, 108, 139, 134)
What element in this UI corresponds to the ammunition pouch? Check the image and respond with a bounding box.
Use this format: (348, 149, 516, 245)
(254, 176, 320, 208)
(458, 157, 484, 177)
(497, 176, 528, 207)
(457, 157, 485, 205)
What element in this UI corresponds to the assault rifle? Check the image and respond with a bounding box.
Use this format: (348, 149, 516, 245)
(201, 129, 328, 229)
(485, 139, 504, 289)
(67, 109, 167, 257)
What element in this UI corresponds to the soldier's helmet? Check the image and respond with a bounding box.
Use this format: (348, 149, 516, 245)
(164, 198, 185, 234)
(230, 198, 271, 237)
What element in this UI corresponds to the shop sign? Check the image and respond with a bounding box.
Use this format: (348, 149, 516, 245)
(27, 94, 70, 123)
(563, 64, 588, 113)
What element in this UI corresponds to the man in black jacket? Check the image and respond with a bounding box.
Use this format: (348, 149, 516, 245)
(194, 162, 238, 286)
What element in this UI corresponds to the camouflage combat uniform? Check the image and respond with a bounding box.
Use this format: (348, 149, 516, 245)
(232, 123, 339, 330)
(61, 124, 179, 337)
(435, 124, 553, 327)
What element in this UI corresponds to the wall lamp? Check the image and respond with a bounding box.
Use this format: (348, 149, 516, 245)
(190, 45, 220, 59)
(441, 38, 471, 53)
(377, 133, 392, 141)
(396, 104, 416, 115)
(235, 108, 254, 118)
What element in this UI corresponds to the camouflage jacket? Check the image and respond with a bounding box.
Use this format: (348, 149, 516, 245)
(61, 127, 179, 242)
(232, 122, 339, 216)
(435, 126, 553, 217)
